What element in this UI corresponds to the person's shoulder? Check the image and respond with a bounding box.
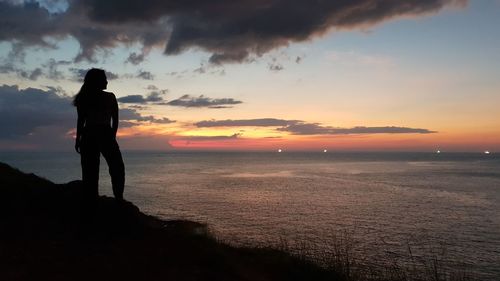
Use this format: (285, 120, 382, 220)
(102, 90, 115, 96)
(103, 91, 116, 99)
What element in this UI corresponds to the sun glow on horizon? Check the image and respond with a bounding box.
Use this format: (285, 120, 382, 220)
(1, 1, 499, 151)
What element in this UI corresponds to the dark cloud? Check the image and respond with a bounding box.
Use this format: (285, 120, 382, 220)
(137, 70, 154, 80)
(268, 62, 284, 72)
(195, 118, 436, 135)
(0, 85, 174, 149)
(43, 59, 70, 80)
(145, 90, 166, 102)
(116, 95, 147, 104)
(0, 84, 74, 139)
(177, 133, 241, 141)
(0, 63, 16, 74)
(6, 42, 27, 62)
(1, 59, 120, 82)
(18, 68, 43, 80)
(0, 2, 62, 46)
(70, 68, 119, 81)
(120, 108, 175, 125)
(0, 63, 44, 80)
(117, 90, 167, 104)
(208, 51, 251, 65)
(88, 0, 465, 63)
(126, 52, 145, 65)
(0, 59, 111, 81)
(166, 70, 190, 78)
(195, 118, 295, 127)
(68, 68, 86, 80)
(192, 63, 226, 76)
(0, 1, 169, 62)
(127, 104, 149, 110)
(278, 123, 436, 135)
(137, 116, 175, 124)
(166, 95, 242, 108)
(44, 86, 68, 96)
(0, 0, 465, 63)
(105, 71, 119, 80)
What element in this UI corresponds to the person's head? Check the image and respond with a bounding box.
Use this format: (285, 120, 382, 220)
(73, 68, 108, 107)
(83, 68, 108, 90)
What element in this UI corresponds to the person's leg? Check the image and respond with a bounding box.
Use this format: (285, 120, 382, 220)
(101, 138, 125, 200)
(80, 138, 100, 201)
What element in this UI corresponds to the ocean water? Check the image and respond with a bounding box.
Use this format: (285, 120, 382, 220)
(1, 151, 499, 279)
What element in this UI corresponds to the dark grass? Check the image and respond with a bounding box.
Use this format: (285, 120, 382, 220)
(0, 162, 477, 281)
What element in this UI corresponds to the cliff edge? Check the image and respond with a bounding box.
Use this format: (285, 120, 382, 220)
(0, 162, 336, 281)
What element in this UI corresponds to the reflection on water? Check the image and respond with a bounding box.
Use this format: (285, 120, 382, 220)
(1, 151, 499, 279)
(222, 171, 296, 178)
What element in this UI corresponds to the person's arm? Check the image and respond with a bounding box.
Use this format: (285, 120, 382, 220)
(75, 106, 85, 153)
(111, 94, 119, 139)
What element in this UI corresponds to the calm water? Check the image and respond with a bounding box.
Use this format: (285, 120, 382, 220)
(1, 151, 499, 279)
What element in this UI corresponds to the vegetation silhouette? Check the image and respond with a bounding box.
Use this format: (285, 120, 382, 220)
(73, 68, 125, 202)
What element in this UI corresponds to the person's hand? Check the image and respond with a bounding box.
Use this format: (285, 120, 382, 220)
(75, 139, 81, 154)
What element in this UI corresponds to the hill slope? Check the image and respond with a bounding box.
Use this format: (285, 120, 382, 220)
(0, 162, 337, 281)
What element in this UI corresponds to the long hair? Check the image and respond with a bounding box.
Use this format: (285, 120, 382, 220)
(72, 68, 107, 108)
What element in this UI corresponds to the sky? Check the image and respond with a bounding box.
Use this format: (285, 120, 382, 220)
(0, 0, 499, 151)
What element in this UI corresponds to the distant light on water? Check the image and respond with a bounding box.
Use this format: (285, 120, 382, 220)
(323, 149, 328, 153)
(484, 150, 490, 154)
(278, 149, 282, 153)
(436, 150, 441, 154)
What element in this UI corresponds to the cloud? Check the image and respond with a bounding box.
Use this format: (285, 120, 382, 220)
(0, 0, 465, 63)
(116, 95, 147, 104)
(117, 89, 168, 104)
(127, 104, 148, 110)
(126, 52, 145, 65)
(0, 84, 74, 140)
(195, 118, 295, 127)
(120, 107, 175, 124)
(0, 84, 174, 149)
(166, 95, 242, 108)
(69, 67, 119, 81)
(137, 116, 175, 124)
(277, 123, 436, 135)
(118, 109, 177, 129)
(105, 70, 119, 80)
(0, 1, 170, 62)
(174, 133, 242, 144)
(137, 70, 154, 80)
(176, 133, 241, 141)
(268, 62, 284, 72)
(18, 68, 43, 80)
(146, 90, 167, 102)
(43, 59, 70, 80)
(191, 62, 226, 76)
(0, 63, 16, 74)
(195, 118, 436, 135)
(0, 63, 44, 80)
(0, 58, 68, 81)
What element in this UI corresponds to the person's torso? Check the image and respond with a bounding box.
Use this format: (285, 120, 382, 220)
(83, 91, 115, 128)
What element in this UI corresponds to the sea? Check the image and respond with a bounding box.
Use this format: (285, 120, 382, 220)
(1, 151, 499, 279)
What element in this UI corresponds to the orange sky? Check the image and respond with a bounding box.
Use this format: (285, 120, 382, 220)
(1, 1, 499, 152)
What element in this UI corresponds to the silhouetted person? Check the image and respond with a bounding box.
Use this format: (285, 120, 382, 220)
(73, 68, 125, 202)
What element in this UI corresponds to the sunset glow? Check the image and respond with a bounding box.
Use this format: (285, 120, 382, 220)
(0, 1, 499, 152)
